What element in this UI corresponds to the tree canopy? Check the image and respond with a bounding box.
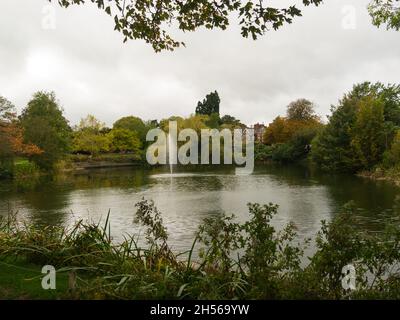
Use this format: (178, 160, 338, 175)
(0, 96, 16, 122)
(72, 115, 109, 155)
(261, 99, 323, 163)
(369, 0, 400, 31)
(52, 0, 323, 51)
(19, 92, 71, 170)
(77, 114, 106, 132)
(286, 98, 319, 122)
(107, 128, 142, 153)
(264, 99, 322, 145)
(1, 97, 43, 176)
(311, 82, 400, 172)
(113, 116, 147, 142)
(196, 91, 220, 116)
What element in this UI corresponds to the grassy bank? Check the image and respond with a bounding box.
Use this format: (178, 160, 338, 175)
(0, 154, 146, 181)
(0, 258, 70, 299)
(1, 200, 400, 300)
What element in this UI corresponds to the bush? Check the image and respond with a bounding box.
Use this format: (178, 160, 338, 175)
(0, 158, 14, 179)
(1, 200, 400, 299)
(13, 160, 40, 179)
(269, 127, 319, 163)
(254, 143, 273, 162)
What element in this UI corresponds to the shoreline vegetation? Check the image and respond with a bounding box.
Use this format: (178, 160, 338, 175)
(2, 83, 400, 185)
(1, 199, 400, 300)
(358, 167, 400, 186)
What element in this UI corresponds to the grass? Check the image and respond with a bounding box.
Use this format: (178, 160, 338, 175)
(0, 258, 70, 299)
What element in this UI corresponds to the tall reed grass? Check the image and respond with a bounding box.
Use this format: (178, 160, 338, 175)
(1, 200, 400, 299)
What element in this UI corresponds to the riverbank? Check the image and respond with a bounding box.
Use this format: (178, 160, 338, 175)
(68, 153, 145, 170)
(1, 200, 400, 300)
(0, 154, 147, 180)
(358, 166, 400, 186)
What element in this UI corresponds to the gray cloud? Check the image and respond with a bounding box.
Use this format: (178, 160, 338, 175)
(1, 0, 399, 127)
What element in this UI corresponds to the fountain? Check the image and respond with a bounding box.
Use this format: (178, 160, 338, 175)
(168, 132, 176, 175)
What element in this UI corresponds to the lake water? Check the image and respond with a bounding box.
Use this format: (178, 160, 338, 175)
(1, 165, 399, 253)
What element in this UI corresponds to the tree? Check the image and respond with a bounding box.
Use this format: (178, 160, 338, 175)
(383, 130, 400, 168)
(1, 123, 43, 157)
(220, 114, 245, 131)
(221, 115, 239, 125)
(0, 97, 18, 176)
(160, 115, 209, 135)
(53, 0, 324, 52)
(77, 114, 106, 132)
(286, 98, 319, 121)
(205, 112, 221, 129)
(183, 114, 210, 133)
(73, 131, 109, 155)
(0, 96, 16, 122)
(311, 82, 400, 172)
(263, 116, 321, 145)
(263, 116, 290, 145)
(0, 123, 14, 177)
(264, 98, 321, 145)
(1, 96, 42, 177)
(196, 91, 220, 116)
(19, 92, 71, 170)
(72, 115, 109, 155)
(107, 128, 142, 153)
(113, 116, 147, 144)
(351, 97, 386, 169)
(369, 0, 400, 31)
(0, 97, 16, 165)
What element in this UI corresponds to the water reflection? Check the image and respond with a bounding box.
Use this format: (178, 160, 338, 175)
(0, 164, 399, 252)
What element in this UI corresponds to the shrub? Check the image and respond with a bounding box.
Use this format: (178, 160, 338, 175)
(13, 160, 40, 179)
(254, 143, 273, 161)
(1, 200, 400, 299)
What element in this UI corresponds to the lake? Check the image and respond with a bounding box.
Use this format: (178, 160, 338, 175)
(1, 165, 399, 253)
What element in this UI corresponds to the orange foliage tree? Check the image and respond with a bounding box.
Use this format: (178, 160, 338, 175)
(0, 122, 43, 157)
(263, 116, 322, 145)
(0, 96, 42, 168)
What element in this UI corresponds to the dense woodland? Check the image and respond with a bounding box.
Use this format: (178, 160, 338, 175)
(258, 82, 400, 177)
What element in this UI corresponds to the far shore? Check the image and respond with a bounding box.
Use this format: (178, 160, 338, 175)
(357, 169, 400, 186)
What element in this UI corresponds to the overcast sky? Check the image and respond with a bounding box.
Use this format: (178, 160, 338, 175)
(0, 0, 399, 127)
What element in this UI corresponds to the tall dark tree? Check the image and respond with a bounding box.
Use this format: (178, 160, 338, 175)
(196, 91, 220, 116)
(20, 92, 71, 170)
